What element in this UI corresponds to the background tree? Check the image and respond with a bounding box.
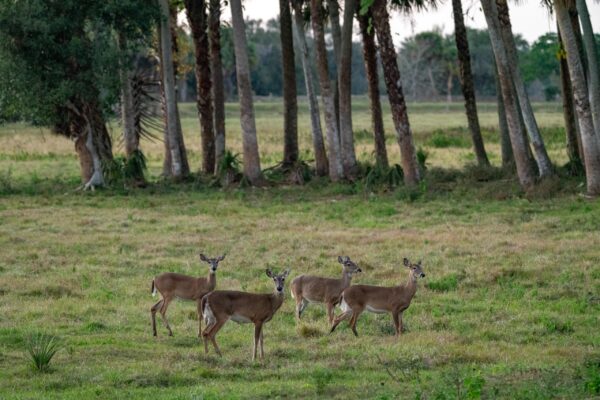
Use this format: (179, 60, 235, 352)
(280, 0, 299, 169)
(576, 0, 600, 135)
(230, 0, 263, 184)
(209, 0, 227, 165)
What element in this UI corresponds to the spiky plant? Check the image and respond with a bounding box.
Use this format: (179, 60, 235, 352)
(25, 333, 61, 372)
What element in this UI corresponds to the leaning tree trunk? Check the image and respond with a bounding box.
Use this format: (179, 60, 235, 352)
(357, 7, 388, 169)
(451, 0, 489, 166)
(494, 61, 513, 167)
(496, 0, 553, 178)
(311, 0, 344, 181)
(371, 0, 420, 185)
(558, 24, 584, 169)
(481, 0, 535, 189)
(209, 0, 226, 166)
(230, 0, 263, 184)
(555, 0, 600, 196)
(279, 0, 299, 168)
(159, 0, 188, 179)
(327, 0, 343, 132)
(185, 0, 216, 174)
(576, 0, 600, 136)
(292, 1, 329, 176)
(338, 0, 358, 179)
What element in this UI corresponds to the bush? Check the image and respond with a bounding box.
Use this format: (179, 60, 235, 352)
(25, 332, 62, 372)
(426, 130, 470, 148)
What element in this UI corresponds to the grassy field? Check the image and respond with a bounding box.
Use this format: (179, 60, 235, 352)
(1, 99, 599, 399)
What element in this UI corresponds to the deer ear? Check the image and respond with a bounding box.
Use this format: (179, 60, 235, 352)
(417, 260, 422, 266)
(338, 256, 344, 264)
(265, 268, 273, 278)
(403, 258, 410, 267)
(218, 254, 226, 261)
(283, 269, 290, 278)
(200, 253, 208, 262)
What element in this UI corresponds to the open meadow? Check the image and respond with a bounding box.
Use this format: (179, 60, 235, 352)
(0, 99, 599, 399)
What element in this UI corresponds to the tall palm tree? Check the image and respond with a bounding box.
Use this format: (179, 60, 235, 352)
(493, 61, 513, 167)
(209, 0, 226, 166)
(451, 0, 489, 166)
(576, 0, 600, 135)
(357, 7, 388, 169)
(279, 0, 299, 168)
(311, 0, 344, 181)
(291, 0, 329, 176)
(369, 0, 420, 185)
(555, 0, 600, 195)
(496, 0, 553, 178)
(159, 0, 188, 179)
(229, 0, 263, 184)
(481, 0, 535, 189)
(185, 0, 216, 174)
(338, 0, 358, 178)
(327, 0, 343, 130)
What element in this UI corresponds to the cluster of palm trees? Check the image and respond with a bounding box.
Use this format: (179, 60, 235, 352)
(148, 0, 599, 195)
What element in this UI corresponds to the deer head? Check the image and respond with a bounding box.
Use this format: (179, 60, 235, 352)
(200, 253, 226, 273)
(338, 256, 362, 275)
(403, 258, 425, 279)
(266, 268, 290, 293)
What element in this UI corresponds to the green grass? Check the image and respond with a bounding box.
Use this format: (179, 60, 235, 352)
(0, 99, 599, 398)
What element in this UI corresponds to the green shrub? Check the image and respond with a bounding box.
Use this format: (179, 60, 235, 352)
(427, 274, 460, 292)
(426, 130, 470, 148)
(25, 332, 62, 372)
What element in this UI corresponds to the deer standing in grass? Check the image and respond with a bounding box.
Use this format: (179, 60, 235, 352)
(290, 256, 361, 325)
(150, 254, 225, 337)
(330, 258, 425, 337)
(201, 268, 290, 361)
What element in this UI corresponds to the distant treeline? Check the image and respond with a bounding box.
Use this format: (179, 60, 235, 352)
(175, 19, 600, 102)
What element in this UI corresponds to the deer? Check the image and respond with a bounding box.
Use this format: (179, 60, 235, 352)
(330, 258, 425, 337)
(150, 253, 225, 337)
(290, 256, 362, 325)
(201, 268, 290, 361)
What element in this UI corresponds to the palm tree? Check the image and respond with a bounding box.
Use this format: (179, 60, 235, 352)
(481, 0, 535, 189)
(555, 0, 600, 195)
(229, 0, 263, 184)
(311, 0, 344, 181)
(159, 0, 189, 179)
(494, 61, 513, 167)
(451, 0, 489, 166)
(279, 0, 299, 168)
(185, 0, 216, 174)
(338, 0, 359, 178)
(292, 0, 329, 176)
(327, 0, 343, 130)
(209, 0, 226, 166)
(357, 7, 388, 169)
(369, 0, 420, 185)
(576, 0, 600, 135)
(496, 0, 553, 178)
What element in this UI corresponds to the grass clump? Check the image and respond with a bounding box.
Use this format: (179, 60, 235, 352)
(24, 332, 62, 372)
(427, 273, 461, 292)
(426, 129, 471, 148)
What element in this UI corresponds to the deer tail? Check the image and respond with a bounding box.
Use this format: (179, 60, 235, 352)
(151, 280, 156, 297)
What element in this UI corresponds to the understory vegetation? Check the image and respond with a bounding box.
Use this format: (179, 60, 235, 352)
(0, 100, 599, 399)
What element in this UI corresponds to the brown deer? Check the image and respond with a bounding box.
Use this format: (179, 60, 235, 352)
(330, 258, 425, 337)
(150, 253, 225, 337)
(290, 256, 361, 325)
(201, 268, 290, 361)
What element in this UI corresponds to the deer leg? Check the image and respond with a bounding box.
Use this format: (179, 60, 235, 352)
(259, 329, 264, 359)
(196, 300, 203, 338)
(159, 297, 174, 336)
(150, 299, 164, 337)
(398, 312, 404, 335)
(206, 318, 226, 357)
(326, 302, 335, 325)
(330, 310, 352, 333)
(392, 311, 400, 336)
(253, 323, 263, 362)
(349, 309, 363, 337)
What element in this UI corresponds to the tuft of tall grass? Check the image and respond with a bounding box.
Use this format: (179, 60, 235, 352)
(24, 332, 62, 372)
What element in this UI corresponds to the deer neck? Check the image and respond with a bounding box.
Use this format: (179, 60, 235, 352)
(401, 271, 418, 300)
(206, 270, 217, 290)
(270, 291, 285, 314)
(341, 270, 352, 288)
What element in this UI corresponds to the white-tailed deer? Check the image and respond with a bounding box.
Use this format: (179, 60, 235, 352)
(290, 256, 361, 325)
(150, 253, 225, 337)
(330, 258, 425, 337)
(201, 268, 290, 361)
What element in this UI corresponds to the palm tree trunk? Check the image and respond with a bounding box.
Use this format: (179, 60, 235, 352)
(451, 0, 489, 166)
(292, 1, 328, 176)
(230, 0, 263, 184)
(118, 35, 138, 158)
(558, 24, 584, 168)
(338, 0, 358, 178)
(185, 0, 216, 175)
(371, 0, 420, 185)
(555, 0, 600, 196)
(159, 0, 188, 179)
(311, 0, 344, 181)
(279, 0, 299, 168)
(357, 7, 388, 169)
(496, 0, 553, 177)
(576, 0, 600, 135)
(327, 0, 342, 132)
(209, 0, 226, 166)
(481, 0, 535, 189)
